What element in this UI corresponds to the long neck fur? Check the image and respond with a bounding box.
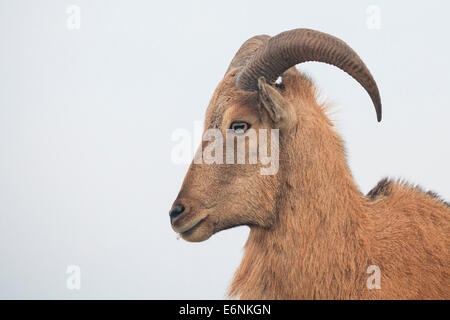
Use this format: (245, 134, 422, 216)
(229, 77, 373, 299)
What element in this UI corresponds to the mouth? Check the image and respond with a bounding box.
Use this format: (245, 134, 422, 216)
(172, 213, 208, 235)
(179, 217, 207, 237)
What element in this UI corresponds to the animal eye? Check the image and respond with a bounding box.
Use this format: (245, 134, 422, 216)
(230, 121, 251, 135)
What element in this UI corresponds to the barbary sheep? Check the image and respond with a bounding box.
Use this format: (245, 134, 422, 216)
(169, 28, 450, 299)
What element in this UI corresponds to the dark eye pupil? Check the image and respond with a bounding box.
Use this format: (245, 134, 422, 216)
(234, 125, 245, 131)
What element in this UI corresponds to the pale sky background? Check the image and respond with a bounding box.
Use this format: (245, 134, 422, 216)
(0, 0, 449, 299)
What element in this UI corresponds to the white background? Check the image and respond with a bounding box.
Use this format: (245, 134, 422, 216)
(0, 0, 449, 298)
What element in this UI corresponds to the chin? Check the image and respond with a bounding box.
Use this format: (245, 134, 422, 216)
(181, 228, 213, 242)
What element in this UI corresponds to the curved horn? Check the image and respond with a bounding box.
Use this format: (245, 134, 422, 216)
(235, 29, 382, 122)
(226, 35, 270, 75)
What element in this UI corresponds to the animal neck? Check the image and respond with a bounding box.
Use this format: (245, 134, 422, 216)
(229, 117, 371, 299)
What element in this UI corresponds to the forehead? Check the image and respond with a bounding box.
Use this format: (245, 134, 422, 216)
(204, 74, 258, 129)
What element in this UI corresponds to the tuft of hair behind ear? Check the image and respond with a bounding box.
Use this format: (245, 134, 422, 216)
(257, 77, 296, 130)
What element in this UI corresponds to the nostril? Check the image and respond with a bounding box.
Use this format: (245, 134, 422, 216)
(169, 204, 185, 220)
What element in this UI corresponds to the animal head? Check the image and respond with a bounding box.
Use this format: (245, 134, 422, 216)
(170, 28, 381, 242)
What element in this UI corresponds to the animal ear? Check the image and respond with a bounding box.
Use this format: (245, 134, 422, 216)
(257, 77, 296, 129)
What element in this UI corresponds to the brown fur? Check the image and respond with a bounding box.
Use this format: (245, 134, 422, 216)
(171, 67, 450, 299)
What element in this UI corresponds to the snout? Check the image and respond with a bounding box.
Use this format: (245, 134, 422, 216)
(169, 198, 212, 242)
(169, 200, 191, 230)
